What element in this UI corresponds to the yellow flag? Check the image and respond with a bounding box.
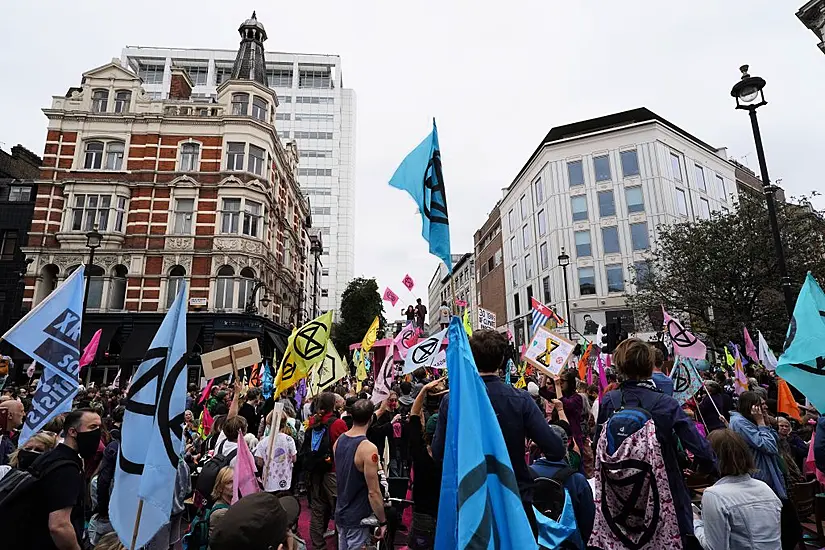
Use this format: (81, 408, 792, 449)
(463, 309, 473, 336)
(310, 343, 347, 395)
(724, 346, 735, 367)
(275, 310, 334, 396)
(355, 349, 368, 382)
(515, 375, 526, 389)
(362, 316, 380, 353)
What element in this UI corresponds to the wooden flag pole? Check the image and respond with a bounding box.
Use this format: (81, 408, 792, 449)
(131, 499, 144, 550)
(261, 403, 284, 488)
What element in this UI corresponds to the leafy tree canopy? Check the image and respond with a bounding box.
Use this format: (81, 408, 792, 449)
(331, 277, 386, 356)
(627, 194, 825, 351)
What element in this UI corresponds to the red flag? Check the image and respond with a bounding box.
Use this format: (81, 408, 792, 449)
(383, 287, 400, 307)
(402, 274, 415, 291)
(79, 329, 102, 368)
(777, 378, 802, 422)
(248, 364, 262, 388)
(199, 379, 214, 404)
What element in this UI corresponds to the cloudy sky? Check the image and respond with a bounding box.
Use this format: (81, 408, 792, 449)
(1, 1, 822, 317)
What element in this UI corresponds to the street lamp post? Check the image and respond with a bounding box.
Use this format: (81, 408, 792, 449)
(557, 247, 572, 341)
(244, 279, 271, 315)
(82, 226, 102, 320)
(730, 65, 794, 318)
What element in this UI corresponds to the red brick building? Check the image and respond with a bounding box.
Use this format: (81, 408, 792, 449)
(473, 202, 507, 330)
(19, 14, 310, 383)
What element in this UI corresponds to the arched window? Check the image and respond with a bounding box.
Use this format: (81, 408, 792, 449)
(35, 264, 59, 305)
(231, 93, 249, 116)
(167, 265, 186, 309)
(251, 97, 267, 121)
(92, 89, 109, 113)
(86, 265, 105, 309)
(84, 141, 105, 169)
(114, 90, 131, 113)
(109, 265, 128, 310)
(215, 265, 235, 310)
(238, 267, 256, 309)
(179, 142, 200, 172)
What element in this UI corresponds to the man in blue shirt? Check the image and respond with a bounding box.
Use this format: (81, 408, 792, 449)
(651, 347, 674, 396)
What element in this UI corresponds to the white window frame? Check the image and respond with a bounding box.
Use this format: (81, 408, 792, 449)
(173, 198, 195, 234)
(8, 186, 31, 202)
(105, 142, 124, 171)
(251, 96, 268, 121)
(220, 197, 264, 238)
(231, 93, 250, 116)
(226, 142, 245, 171)
(671, 152, 683, 182)
(179, 142, 200, 172)
(114, 90, 131, 114)
(92, 89, 109, 113)
(695, 164, 707, 192)
(248, 145, 266, 176)
(675, 188, 689, 217)
(70, 194, 113, 232)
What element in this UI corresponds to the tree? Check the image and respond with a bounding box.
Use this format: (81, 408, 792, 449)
(331, 277, 386, 356)
(626, 195, 825, 351)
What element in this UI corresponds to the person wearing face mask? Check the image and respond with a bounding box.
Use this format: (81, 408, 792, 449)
(27, 408, 101, 550)
(1, 431, 59, 477)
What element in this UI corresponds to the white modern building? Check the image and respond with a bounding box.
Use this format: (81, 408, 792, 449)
(500, 108, 749, 348)
(120, 39, 355, 316)
(427, 253, 475, 332)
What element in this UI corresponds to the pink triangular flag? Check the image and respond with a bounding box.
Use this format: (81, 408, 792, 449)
(662, 307, 707, 359)
(232, 433, 261, 503)
(79, 329, 102, 368)
(743, 326, 759, 364)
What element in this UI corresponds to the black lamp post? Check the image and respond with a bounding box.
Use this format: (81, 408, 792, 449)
(244, 278, 271, 314)
(730, 64, 794, 318)
(82, 226, 102, 319)
(557, 247, 572, 340)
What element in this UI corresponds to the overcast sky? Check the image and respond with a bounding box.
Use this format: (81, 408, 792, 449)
(1, 1, 823, 318)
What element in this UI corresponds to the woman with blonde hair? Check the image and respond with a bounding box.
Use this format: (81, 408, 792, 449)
(8, 431, 59, 470)
(207, 466, 234, 539)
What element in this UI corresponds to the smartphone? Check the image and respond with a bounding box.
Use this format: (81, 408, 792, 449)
(691, 503, 701, 517)
(0, 409, 8, 433)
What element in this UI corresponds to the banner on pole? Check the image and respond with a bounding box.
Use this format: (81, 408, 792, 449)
(477, 307, 496, 330)
(201, 339, 262, 380)
(524, 327, 575, 376)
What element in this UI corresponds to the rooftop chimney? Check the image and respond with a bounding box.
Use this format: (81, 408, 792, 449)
(169, 68, 193, 100)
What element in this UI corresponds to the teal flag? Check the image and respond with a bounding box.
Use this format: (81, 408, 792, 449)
(435, 316, 537, 549)
(777, 272, 825, 412)
(670, 357, 703, 405)
(388, 119, 452, 272)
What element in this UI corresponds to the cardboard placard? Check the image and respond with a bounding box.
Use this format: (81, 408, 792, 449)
(523, 327, 575, 376)
(201, 339, 262, 380)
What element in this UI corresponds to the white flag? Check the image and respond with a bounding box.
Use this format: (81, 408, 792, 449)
(758, 331, 778, 372)
(402, 328, 447, 374)
(371, 341, 395, 405)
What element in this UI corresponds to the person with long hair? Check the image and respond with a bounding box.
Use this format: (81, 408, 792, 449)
(207, 466, 234, 539)
(728, 391, 785, 498)
(693, 429, 781, 549)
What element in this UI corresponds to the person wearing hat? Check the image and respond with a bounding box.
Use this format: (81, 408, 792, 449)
(210, 491, 301, 550)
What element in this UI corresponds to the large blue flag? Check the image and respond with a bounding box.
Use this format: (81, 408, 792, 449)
(777, 272, 825, 412)
(388, 119, 452, 272)
(435, 316, 537, 550)
(111, 282, 189, 548)
(2, 267, 85, 446)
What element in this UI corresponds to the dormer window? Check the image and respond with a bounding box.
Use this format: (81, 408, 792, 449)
(251, 97, 267, 121)
(92, 89, 109, 113)
(231, 93, 249, 116)
(114, 91, 131, 113)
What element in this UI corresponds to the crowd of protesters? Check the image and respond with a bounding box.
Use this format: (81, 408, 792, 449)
(0, 328, 820, 549)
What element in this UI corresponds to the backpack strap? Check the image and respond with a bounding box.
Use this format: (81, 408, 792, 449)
(217, 440, 225, 456)
(551, 466, 576, 485)
(225, 448, 238, 462)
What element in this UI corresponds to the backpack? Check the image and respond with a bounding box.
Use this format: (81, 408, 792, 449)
(182, 502, 229, 550)
(194, 441, 237, 507)
(604, 390, 660, 455)
(531, 466, 580, 550)
(300, 417, 335, 473)
(531, 465, 576, 522)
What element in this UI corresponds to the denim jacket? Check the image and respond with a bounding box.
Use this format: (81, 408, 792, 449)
(728, 412, 786, 499)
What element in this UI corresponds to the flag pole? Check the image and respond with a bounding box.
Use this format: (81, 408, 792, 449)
(261, 404, 284, 488)
(131, 499, 144, 550)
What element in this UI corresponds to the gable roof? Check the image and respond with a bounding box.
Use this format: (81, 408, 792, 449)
(81, 60, 140, 83)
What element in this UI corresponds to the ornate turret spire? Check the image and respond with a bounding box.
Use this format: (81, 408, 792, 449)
(230, 12, 268, 86)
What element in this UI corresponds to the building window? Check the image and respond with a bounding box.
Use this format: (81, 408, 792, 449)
(215, 66, 232, 85)
(86, 265, 105, 309)
(8, 186, 31, 202)
(526, 285, 534, 306)
(114, 91, 131, 113)
(620, 149, 639, 177)
(105, 142, 125, 171)
(267, 68, 293, 88)
(226, 142, 245, 171)
(251, 97, 268, 121)
(574, 230, 591, 257)
(695, 164, 707, 192)
(537, 209, 547, 236)
(275, 112, 291, 121)
(92, 89, 108, 113)
(186, 66, 208, 86)
(606, 265, 625, 292)
(312, 207, 331, 216)
(0, 230, 17, 259)
(237, 267, 256, 309)
(299, 69, 332, 89)
(321, 289, 329, 297)
(84, 141, 105, 169)
(539, 242, 549, 269)
(299, 149, 332, 158)
(299, 168, 333, 177)
(571, 195, 588, 222)
(533, 177, 544, 204)
(138, 64, 164, 84)
(165, 266, 185, 309)
(716, 175, 727, 200)
(522, 225, 532, 248)
(293, 131, 334, 140)
(509, 237, 517, 260)
(242, 200, 262, 237)
(625, 187, 645, 213)
(594, 155, 611, 182)
(231, 93, 249, 116)
(110, 265, 127, 310)
(699, 197, 711, 220)
(173, 198, 194, 234)
(542, 276, 551, 303)
(115, 196, 127, 232)
(519, 195, 529, 219)
(295, 96, 334, 104)
(524, 253, 533, 278)
(294, 113, 335, 122)
(321, 268, 330, 276)
(675, 188, 688, 216)
(670, 152, 683, 182)
(602, 226, 621, 254)
(630, 222, 650, 250)
(248, 145, 266, 176)
(513, 292, 521, 316)
(508, 210, 516, 232)
(71, 194, 114, 231)
(221, 198, 241, 233)
(215, 265, 235, 310)
(598, 190, 616, 217)
(179, 143, 200, 172)
(578, 267, 596, 295)
(568, 160, 584, 187)
(512, 264, 519, 286)
(634, 261, 651, 288)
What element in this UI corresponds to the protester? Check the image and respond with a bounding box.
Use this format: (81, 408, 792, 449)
(693, 429, 782, 550)
(239, 387, 263, 437)
(729, 391, 786, 499)
(555, 369, 586, 453)
(438, 301, 450, 330)
(403, 305, 416, 325)
(333, 399, 388, 549)
(255, 412, 298, 492)
(207, 466, 234, 539)
(651, 346, 674, 396)
(699, 380, 732, 433)
(0, 398, 25, 465)
(776, 416, 807, 470)
(209, 491, 301, 550)
(5, 430, 58, 472)
(414, 298, 427, 329)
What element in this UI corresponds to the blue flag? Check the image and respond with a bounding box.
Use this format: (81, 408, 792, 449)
(435, 316, 537, 550)
(2, 267, 85, 446)
(670, 357, 704, 405)
(777, 272, 825, 412)
(388, 119, 452, 272)
(111, 282, 189, 548)
(262, 360, 274, 400)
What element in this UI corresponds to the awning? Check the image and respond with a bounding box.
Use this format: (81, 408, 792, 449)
(120, 325, 159, 362)
(265, 330, 289, 355)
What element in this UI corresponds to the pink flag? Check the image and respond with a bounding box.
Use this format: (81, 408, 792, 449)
(402, 274, 415, 291)
(743, 326, 759, 364)
(733, 346, 749, 396)
(598, 353, 609, 398)
(394, 322, 419, 360)
(519, 343, 527, 360)
(199, 379, 214, 404)
(79, 329, 102, 368)
(383, 287, 400, 307)
(455, 299, 467, 308)
(507, 328, 514, 342)
(662, 307, 707, 359)
(232, 433, 261, 503)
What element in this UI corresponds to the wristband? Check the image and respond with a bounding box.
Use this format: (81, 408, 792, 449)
(379, 520, 387, 527)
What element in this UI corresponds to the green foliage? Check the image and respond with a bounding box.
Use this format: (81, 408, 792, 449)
(626, 195, 825, 350)
(331, 277, 386, 356)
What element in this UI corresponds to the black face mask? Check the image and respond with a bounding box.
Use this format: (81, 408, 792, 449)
(17, 449, 41, 471)
(75, 428, 101, 459)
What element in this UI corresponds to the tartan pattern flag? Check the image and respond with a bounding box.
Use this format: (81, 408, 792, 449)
(530, 297, 565, 337)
